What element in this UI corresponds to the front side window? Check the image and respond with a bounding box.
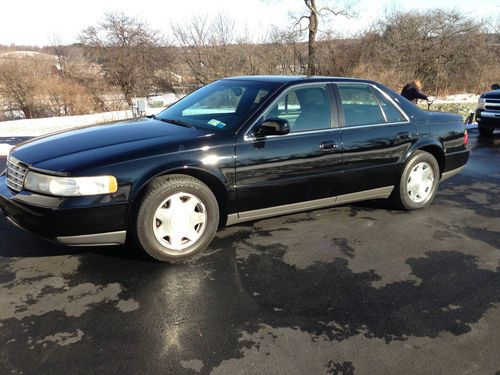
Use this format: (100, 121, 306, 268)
(338, 84, 385, 127)
(264, 85, 331, 133)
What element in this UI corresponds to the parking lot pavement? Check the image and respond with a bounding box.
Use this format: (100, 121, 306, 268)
(0, 130, 499, 375)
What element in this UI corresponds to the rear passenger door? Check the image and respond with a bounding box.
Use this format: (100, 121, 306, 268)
(335, 83, 418, 195)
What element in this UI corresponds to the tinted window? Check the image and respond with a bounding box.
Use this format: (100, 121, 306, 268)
(157, 80, 279, 131)
(182, 87, 245, 116)
(264, 85, 331, 133)
(253, 89, 270, 106)
(338, 85, 385, 127)
(372, 89, 406, 123)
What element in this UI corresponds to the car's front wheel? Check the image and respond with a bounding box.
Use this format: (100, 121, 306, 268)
(135, 175, 219, 262)
(390, 151, 440, 210)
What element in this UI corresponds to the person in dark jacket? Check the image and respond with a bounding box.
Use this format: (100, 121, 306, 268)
(491, 83, 500, 90)
(401, 80, 429, 104)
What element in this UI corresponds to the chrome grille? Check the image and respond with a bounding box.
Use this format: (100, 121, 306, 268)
(485, 99, 500, 111)
(6, 157, 28, 192)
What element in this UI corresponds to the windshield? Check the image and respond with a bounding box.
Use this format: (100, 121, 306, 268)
(156, 80, 281, 131)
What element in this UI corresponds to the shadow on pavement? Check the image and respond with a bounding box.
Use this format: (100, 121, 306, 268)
(237, 246, 500, 343)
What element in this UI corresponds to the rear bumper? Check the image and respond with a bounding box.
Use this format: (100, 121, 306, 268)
(444, 148, 469, 175)
(0, 176, 129, 246)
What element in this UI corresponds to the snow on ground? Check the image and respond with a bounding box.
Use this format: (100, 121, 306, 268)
(433, 93, 479, 104)
(0, 143, 13, 157)
(0, 108, 162, 137)
(0, 92, 184, 138)
(0, 108, 163, 156)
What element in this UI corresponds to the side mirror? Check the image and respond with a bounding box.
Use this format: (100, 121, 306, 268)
(257, 118, 290, 137)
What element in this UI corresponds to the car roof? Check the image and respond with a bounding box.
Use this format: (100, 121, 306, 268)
(223, 75, 374, 85)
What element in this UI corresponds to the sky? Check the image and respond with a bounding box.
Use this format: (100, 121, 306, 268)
(0, 0, 498, 46)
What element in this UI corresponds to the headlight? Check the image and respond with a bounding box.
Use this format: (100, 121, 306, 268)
(477, 97, 486, 109)
(24, 171, 118, 197)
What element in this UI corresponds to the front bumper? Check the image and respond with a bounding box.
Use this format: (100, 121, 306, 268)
(0, 176, 129, 246)
(475, 109, 500, 127)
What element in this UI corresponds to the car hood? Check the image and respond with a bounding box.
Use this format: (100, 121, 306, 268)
(482, 90, 500, 99)
(11, 117, 215, 170)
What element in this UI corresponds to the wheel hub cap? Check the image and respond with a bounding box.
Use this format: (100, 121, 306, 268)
(407, 162, 434, 203)
(153, 192, 207, 251)
(170, 212, 190, 230)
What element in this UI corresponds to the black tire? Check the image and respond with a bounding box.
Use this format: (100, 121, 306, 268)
(478, 124, 494, 136)
(390, 151, 440, 210)
(135, 174, 219, 262)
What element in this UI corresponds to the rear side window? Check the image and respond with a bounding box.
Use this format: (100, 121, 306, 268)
(337, 84, 385, 127)
(372, 88, 407, 123)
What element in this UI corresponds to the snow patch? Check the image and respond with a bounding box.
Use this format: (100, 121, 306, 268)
(36, 329, 84, 347)
(0, 110, 152, 137)
(115, 299, 140, 313)
(0, 143, 13, 156)
(0, 93, 184, 138)
(434, 93, 479, 104)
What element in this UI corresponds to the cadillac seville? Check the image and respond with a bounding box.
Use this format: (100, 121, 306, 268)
(0, 76, 470, 262)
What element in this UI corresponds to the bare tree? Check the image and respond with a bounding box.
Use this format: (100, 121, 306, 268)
(358, 8, 497, 94)
(292, 0, 357, 75)
(0, 57, 49, 118)
(265, 28, 307, 74)
(80, 13, 171, 106)
(40, 77, 95, 116)
(49, 33, 67, 78)
(0, 54, 98, 119)
(172, 14, 246, 85)
(315, 37, 361, 76)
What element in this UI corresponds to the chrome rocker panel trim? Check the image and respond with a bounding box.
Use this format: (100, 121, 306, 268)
(57, 231, 127, 246)
(440, 165, 466, 182)
(226, 186, 394, 226)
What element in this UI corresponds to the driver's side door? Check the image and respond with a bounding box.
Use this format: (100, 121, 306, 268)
(234, 83, 342, 214)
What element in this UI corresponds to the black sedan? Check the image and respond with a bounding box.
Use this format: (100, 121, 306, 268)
(0, 76, 469, 262)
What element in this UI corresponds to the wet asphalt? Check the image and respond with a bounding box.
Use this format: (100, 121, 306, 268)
(0, 130, 499, 375)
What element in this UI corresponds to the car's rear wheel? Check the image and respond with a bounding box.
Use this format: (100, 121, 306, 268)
(478, 124, 494, 136)
(390, 151, 439, 210)
(135, 175, 219, 262)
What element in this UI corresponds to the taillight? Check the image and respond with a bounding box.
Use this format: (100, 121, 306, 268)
(464, 129, 469, 145)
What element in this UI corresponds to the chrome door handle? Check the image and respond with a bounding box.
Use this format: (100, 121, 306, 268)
(319, 142, 338, 151)
(397, 132, 411, 140)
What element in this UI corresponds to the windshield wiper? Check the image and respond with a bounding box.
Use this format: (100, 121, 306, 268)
(151, 115, 194, 129)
